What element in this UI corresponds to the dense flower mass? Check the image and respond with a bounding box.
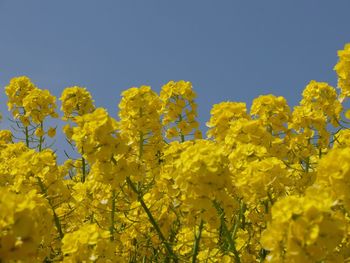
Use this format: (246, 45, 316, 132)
(0, 43, 350, 262)
(334, 43, 350, 98)
(60, 86, 95, 120)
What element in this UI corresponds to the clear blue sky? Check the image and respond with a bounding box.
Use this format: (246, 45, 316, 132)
(1, 1, 349, 159)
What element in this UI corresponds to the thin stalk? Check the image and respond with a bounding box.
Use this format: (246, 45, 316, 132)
(25, 126, 30, 147)
(139, 131, 144, 160)
(305, 156, 310, 173)
(133, 107, 177, 261)
(191, 219, 204, 263)
(110, 190, 116, 241)
(126, 177, 178, 262)
(39, 122, 43, 152)
(178, 114, 185, 142)
(213, 201, 240, 263)
(239, 200, 246, 230)
(305, 138, 311, 173)
(37, 177, 64, 239)
(81, 156, 86, 183)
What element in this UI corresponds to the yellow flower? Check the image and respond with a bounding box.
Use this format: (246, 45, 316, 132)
(160, 81, 201, 141)
(194, 129, 202, 139)
(317, 147, 350, 210)
(5, 76, 36, 112)
(23, 88, 58, 124)
(261, 188, 345, 262)
(334, 43, 350, 98)
(60, 86, 95, 119)
(250, 94, 290, 133)
(345, 109, 350, 119)
(207, 101, 249, 141)
(63, 124, 73, 139)
(165, 127, 179, 139)
(0, 188, 53, 261)
(0, 130, 12, 144)
(47, 127, 56, 138)
(34, 127, 45, 137)
(61, 224, 111, 262)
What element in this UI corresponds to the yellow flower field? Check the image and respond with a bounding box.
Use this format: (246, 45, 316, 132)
(0, 43, 350, 262)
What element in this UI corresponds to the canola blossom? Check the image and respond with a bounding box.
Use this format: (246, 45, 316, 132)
(0, 44, 350, 262)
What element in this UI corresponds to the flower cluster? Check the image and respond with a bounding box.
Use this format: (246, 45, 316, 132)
(160, 80, 202, 140)
(5, 76, 58, 148)
(60, 86, 95, 120)
(334, 43, 350, 98)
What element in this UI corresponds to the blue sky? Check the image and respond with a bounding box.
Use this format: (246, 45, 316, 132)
(1, 1, 349, 160)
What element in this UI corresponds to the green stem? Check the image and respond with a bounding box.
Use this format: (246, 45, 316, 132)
(191, 219, 204, 263)
(305, 137, 311, 172)
(81, 156, 86, 183)
(25, 126, 30, 148)
(39, 122, 43, 152)
(126, 177, 178, 262)
(305, 156, 310, 173)
(239, 201, 246, 230)
(178, 114, 185, 142)
(213, 201, 240, 263)
(267, 191, 274, 206)
(180, 133, 185, 142)
(37, 177, 64, 239)
(139, 131, 144, 160)
(110, 190, 116, 241)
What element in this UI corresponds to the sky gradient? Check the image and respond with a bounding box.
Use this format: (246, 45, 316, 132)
(1, 1, 350, 160)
